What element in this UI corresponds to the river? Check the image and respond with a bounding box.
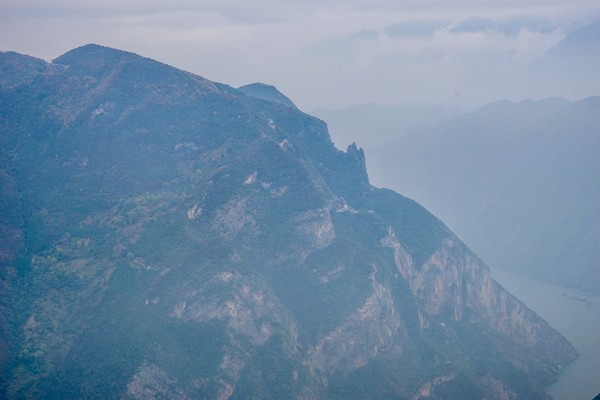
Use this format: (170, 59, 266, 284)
(491, 268, 600, 400)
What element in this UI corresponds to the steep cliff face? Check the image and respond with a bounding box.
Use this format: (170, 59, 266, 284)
(0, 44, 577, 399)
(384, 230, 575, 365)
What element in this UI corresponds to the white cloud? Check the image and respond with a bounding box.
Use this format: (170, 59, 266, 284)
(1, 0, 599, 109)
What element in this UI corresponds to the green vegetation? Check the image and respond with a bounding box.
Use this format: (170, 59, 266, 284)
(0, 44, 576, 400)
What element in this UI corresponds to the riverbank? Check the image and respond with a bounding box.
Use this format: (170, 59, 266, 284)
(491, 268, 600, 400)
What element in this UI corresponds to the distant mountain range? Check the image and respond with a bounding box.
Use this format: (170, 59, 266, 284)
(313, 103, 463, 151)
(0, 44, 577, 399)
(324, 97, 599, 295)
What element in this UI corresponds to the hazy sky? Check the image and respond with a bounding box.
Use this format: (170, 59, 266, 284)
(1, 0, 599, 110)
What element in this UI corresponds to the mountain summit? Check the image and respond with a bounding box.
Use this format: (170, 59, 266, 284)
(0, 44, 576, 399)
(238, 82, 298, 109)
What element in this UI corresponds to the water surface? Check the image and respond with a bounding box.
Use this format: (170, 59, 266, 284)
(491, 268, 600, 400)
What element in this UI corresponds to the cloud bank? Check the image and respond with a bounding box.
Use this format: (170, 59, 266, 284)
(1, 0, 599, 109)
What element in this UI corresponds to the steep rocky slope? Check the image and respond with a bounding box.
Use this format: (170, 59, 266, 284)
(363, 97, 600, 294)
(0, 44, 577, 399)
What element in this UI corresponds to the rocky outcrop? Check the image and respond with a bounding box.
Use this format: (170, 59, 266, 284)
(124, 363, 192, 400)
(306, 265, 404, 379)
(383, 227, 577, 367)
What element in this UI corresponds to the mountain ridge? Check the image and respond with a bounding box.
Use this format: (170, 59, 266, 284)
(0, 44, 577, 399)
